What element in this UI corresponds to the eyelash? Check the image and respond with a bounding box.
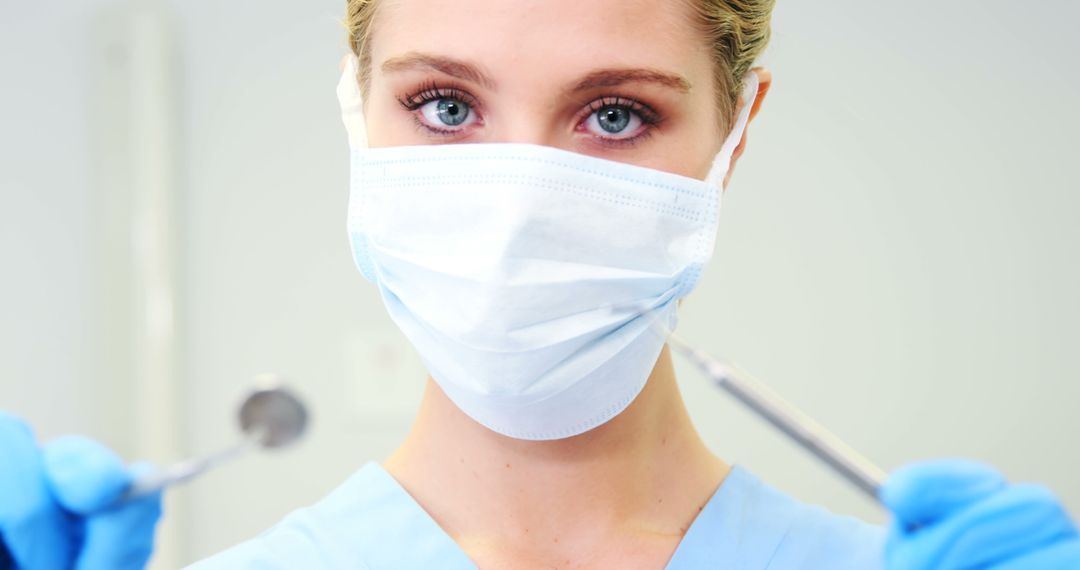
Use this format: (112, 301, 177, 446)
(396, 81, 478, 112)
(580, 96, 661, 148)
(396, 81, 480, 136)
(395, 82, 662, 146)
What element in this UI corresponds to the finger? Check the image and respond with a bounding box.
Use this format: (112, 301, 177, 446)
(75, 463, 163, 570)
(882, 459, 1006, 528)
(42, 435, 132, 514)
(936, 484, 1076, 567)
(1, 543, 14, 568)
(888, 484, 1077, 570)
(0, 412, 76, 569)
(990, 539, 1080, 570)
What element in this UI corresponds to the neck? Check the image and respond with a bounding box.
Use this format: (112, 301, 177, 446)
(384, 346, 728, 562)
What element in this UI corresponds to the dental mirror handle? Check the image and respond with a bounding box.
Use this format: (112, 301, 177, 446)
(118, 436, 258, 502)
(116, 382, 307, 504)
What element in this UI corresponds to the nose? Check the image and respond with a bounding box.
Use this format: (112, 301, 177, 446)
(486, 125, 560, 148)
(482, 104, 568, 150)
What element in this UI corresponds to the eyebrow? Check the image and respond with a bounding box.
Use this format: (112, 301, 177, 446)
(381, 52, 497, 90)
(567, 68, 692, 94)
(380, 52, 692, 95)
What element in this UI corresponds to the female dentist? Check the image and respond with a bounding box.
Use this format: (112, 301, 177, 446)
(2, 0, 1078, 568)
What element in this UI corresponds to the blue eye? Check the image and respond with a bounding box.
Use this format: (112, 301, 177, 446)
(421, 97, 474, 128)
(585, 104, 643, 139)
(597, 106, 630, 133)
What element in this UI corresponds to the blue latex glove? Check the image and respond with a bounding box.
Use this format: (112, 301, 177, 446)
(0, 412, 162, 570)
(882, 459, 1080, 569)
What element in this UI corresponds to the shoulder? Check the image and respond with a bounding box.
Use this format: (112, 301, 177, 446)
(183, 508, 349, 570)
(185, 463, 473, 570)
(730, 466, 885, 570)
(670, 465, 884, 570)
(184, 463, 382, 570)
(767, 497, 885, 569)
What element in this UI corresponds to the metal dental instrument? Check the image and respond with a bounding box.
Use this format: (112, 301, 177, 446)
(644, 312, 887, 502)
(120, 378, 309, 502)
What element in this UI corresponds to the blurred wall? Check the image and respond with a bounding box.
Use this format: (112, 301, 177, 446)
(2, 0, 1078, 566)
(0, 2, 133, 448)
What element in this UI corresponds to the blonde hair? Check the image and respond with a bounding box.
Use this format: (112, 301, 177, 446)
(688, 0, 775, 124)
(345, 0, 774, 127)
(345, 0, 379, 99)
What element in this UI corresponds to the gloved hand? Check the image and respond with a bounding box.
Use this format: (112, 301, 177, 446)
(882, 459, 1080, 569)
(0, 412, 162, 570)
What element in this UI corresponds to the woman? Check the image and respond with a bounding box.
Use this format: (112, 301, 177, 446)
(1, 0, 1077, 568)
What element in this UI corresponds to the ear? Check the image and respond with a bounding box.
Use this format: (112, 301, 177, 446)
(723, 67, 772, 189)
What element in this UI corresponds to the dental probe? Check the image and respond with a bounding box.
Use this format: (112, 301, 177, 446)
(652, 319, 887, 502)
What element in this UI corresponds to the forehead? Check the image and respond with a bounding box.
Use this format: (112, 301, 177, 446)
(370, 0, 709, 89)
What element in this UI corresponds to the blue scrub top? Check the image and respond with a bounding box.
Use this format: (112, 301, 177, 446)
(188, 463, 884, 569)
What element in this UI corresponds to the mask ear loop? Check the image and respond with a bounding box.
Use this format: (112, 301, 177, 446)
(337, 53, 369, 149)
(704, 72, 760, 189)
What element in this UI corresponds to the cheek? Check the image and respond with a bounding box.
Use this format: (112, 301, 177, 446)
(677, 133, 725, 181)
(652, 112, 725, 181)
(635, 72, 726, 180)
(363, 69, 467, 148)
(361, 94, 415, 148)
(686, 113, 726, 180)
(678, 65, 728, 179)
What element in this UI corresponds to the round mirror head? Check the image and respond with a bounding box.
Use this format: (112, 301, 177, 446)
(238, 380, 308, 449)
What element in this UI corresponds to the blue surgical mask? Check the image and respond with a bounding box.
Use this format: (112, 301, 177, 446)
(338, 55, 757, 440)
